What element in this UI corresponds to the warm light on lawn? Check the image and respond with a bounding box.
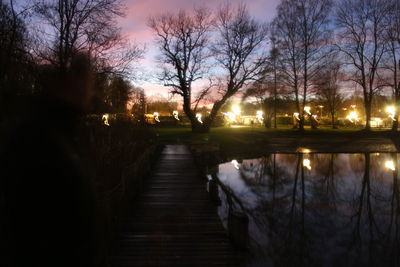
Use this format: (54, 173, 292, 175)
(346, 111, 359, 123)
(232, 105, 241, 115)
(256, 110, 264, 123)
(196, 113, 203, 124)
(102, 114, 110, 126)
(293, 112, 300, 121)
(173, 110, 179, 120)
(223, 112, 237, 122)
(303, 159, 311, 170)
(385, 160, 395, 171)
(373, 117, 382, 127)
(154, 112, 160, 122)
(386, 106, 396, 121)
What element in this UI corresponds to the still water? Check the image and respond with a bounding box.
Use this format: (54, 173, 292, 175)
(212, 153, 400, 267)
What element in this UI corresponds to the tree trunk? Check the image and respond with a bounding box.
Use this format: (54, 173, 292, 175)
(182, 93, 208, 133)
(392, 119, 398, 132)
(311, 115, 318, 129)
(392, 60, 400, 132)
(364, 101, 371, 131)
(274, 66, 277, 129)
(392, 95, 399, 132)
(298, 116, 305, 131)
(331, 112, 336, 129)
(265, 115, 272, 128)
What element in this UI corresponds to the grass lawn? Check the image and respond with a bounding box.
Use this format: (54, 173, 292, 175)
(152, 126, 399, 156)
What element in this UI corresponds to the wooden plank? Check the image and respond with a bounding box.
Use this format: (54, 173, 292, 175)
(110, 145, 243, 266)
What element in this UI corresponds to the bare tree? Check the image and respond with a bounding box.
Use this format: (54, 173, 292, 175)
(384, 0, 400, 131)
(203, 3, 268, 132)
(0, 0, 36, 121)
(149, 4, 267, 132)
(242, 80, 269, 105)
(243, 36, 284, 129)
(335, 0, 390, 131)
(242, 79, 271, 126)
(269, 38, 280, 128)
(272, 0, 333, 131)
(0, 0, 27, 83)
(130, 86, 146, 122)
(315, 58, 344, 129)
(32, 0, 142, 76)
(148, 7, 213, 132)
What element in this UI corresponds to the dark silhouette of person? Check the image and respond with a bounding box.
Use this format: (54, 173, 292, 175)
(1, 53, 97, 267)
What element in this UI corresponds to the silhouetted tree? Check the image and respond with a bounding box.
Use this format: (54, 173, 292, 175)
(335, 0, 390, 131)
(315, 58, 344, 128)
(91, 72, 111, 113)
(272, 0, 333, 131)
(148, 7, 213, 132)
(149, 4, 267, 132)
(147, 94, 178, 115)
(32, 0, 143, 76)
(130, 86, 146, 122)
(269, 38, 281, 128)
(107, 76, 132, 113)
(0, 0, 35, 121)
(383, 0, 400, 131)
(242, 80, 274, 128)
(202, 3, 268, 132)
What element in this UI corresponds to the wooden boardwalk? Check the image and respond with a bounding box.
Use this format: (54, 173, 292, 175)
(111, 145, 243, 267)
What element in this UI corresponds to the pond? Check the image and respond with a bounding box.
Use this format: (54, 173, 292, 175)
(209, 153, 400, 267)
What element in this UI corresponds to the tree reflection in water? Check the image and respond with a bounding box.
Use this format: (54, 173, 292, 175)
(215, 153, 400, 266)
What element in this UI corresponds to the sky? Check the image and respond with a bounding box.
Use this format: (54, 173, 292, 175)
(17, 0, 280, 99)
(118, 0, 281, 98)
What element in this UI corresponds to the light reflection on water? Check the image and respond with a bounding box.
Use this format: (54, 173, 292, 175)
(214, 153, 400, 267)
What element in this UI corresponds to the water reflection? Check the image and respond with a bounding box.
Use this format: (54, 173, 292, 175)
(214, 153, 400, 267)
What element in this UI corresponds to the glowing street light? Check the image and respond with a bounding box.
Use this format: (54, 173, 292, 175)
(232, 105, 241, 115)
(293, 112, 300, 121)
(385, 160, 395, 171)
(196, 113, 203, 124)
(303, 159, 312, 170)
(386, 106, 396, 121)
(223, 105, 241, 124)
(304, 106, 311, 115)
(346, 111, 359, 123)
(102, 114, 110, 126)
(374, 117, 382, 127)
(223, 112, 237, 123)
(256, 110, 264, 123)
(172, 110, 179, 120)
(318, 105, 324, 117)
(154, 112, 160, 122)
